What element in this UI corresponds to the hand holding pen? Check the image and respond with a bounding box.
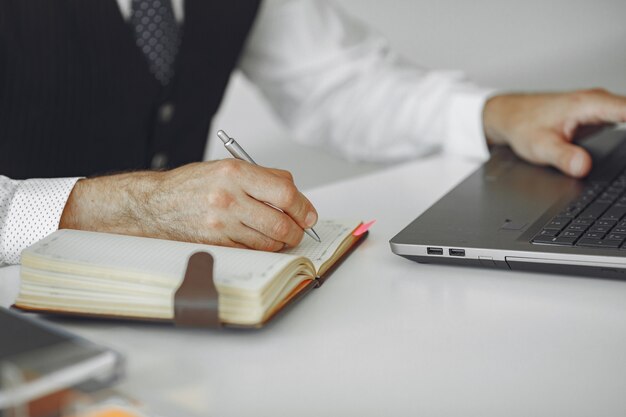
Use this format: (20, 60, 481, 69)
(217, 130, 321, 243)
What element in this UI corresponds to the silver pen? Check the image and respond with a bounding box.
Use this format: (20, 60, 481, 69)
(217, 130, 321, 243)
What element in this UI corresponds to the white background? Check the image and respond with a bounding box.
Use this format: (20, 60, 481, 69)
(208, 0, 626, 189)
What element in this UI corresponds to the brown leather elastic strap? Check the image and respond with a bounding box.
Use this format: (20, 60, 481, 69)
(174, 251, 221, 328)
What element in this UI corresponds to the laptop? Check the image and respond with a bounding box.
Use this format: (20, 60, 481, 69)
(389, 124, 626, 279)
(0, 307, 124, 413)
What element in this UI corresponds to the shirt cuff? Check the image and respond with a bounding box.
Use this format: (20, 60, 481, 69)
(1, 177, 81, 264)
(443, 86, 498, 161)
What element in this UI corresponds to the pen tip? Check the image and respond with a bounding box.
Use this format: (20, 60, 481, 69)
(307, 229, 321, 242)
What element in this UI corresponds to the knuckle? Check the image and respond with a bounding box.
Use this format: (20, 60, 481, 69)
(216, 159, 242, 176)
(289, 229, 305, 247)
(571, 88, 607, 103)
(277, 182, 299, 207)
(272, 217, 292, 240)
(277, 169, 294, 181)
(207, 188, 235, 209)
(255, 236, 282, 252)
(588, 87, 609, 96)
(568, 91, 587, 105)
(205, 215, 225, 231)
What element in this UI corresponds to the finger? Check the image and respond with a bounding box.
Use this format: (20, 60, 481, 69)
(200, 233, 248, 250)
(243, 170, 318, 230)
(266, 168, 294, 182)
(240, 199, 304, 248)
(564, 90, 626, 137)
(531, 131, 593, 178)
(231, 224, 285, 252)
(278, 187, 318, 230)
(220, 239, 248, 250)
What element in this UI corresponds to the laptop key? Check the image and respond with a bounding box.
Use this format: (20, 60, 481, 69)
(577, 238, 621, 248)
(558, 209, 580, 218)
(587, 226, 610, 234)
(560, 230, 583, 239)
(600, 206, 626, 221)
(600, 193, 619, 202)
(532, 236, 576, 245)
(595, 219, 617, 227)
(543, 218, 570, 231)
(538, 229, 558, 237)
(572, 218, 593, 226)
(606, 233, 626, 241)
(552, 237, 577, 245)
(564, 224, 587, 232)
(612, 227, 626, 234)
(579, 202, 611, 219)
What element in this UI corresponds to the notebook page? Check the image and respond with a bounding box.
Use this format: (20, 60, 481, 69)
(282, 219, 359, 271)
(23, 230, 302, 293)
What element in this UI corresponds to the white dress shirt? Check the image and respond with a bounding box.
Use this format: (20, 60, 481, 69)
(0, 0, 493, 265)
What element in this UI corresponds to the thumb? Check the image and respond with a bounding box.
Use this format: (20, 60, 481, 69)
(533, 131, 592, 178)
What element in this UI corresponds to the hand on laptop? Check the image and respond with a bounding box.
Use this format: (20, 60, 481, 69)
(59, 159, 318, 251)
(482, 89, 626, 178)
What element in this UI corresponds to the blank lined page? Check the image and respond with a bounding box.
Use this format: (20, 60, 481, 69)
(282, 219, 359, 271)
(23, 230, 300, 293)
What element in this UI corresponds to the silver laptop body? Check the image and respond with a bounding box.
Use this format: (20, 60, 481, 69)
(390, 126, 626, 279)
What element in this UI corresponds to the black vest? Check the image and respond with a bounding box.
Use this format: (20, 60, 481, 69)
(0, 0, 260, 179)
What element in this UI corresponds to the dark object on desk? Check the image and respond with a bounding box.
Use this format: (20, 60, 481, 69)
(0, 307, 123, 416)
(390, 125, 626, 279)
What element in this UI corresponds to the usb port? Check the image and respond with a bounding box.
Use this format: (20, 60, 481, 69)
(427, 247, 443, 255)
(449, 249, 465, 257)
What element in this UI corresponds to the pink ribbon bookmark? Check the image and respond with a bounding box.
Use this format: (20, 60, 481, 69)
(353, 220, 376, 237)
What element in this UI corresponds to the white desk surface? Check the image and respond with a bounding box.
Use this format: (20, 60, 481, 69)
(3, 154, 626, 416)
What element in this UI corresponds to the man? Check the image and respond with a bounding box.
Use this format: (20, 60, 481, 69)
(1, 0, 625, 265)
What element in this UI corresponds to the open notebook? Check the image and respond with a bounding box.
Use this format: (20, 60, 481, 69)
(15, 220, 368, 328)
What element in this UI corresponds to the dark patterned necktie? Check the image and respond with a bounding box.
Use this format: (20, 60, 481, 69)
(131, 0, 181, 86)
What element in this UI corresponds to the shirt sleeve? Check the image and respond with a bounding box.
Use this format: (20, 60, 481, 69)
(0, 176, 81, 265)
(239, 0, 497, 162)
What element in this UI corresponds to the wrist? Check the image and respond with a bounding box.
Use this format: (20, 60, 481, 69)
(482, 93, 515, 146)
(59, 171, 163, 236)
(58, 179, 84, 230)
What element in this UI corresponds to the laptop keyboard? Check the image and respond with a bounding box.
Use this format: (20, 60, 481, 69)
(532, 170, 626, 249)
